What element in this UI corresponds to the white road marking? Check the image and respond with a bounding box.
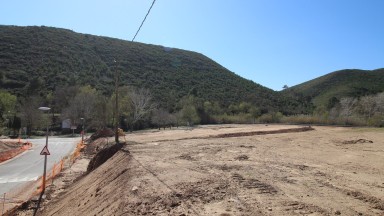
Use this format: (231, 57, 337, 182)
(0, 176, 38, 184)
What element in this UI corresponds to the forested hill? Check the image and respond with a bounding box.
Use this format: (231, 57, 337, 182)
(285, 68, 384, 108)
(0, 25, 285, 111)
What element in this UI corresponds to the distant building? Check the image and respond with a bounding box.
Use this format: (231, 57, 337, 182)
(62, 119, 71, 129)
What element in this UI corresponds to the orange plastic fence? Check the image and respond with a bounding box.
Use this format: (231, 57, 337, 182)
(33, 159, 65, 195)
(1, 140, 84, 215)
(34, 141, 84, 195)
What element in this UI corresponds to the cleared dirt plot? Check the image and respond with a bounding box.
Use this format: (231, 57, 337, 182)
(29, 125, 384, 216)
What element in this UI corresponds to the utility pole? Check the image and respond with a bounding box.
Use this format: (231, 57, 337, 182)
(114, 59, 119, 144)
(80, 117, 84, 144)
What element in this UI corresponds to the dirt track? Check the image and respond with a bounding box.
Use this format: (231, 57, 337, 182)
(35, 124, 384, 215)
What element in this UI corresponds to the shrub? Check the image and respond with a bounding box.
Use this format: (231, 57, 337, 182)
(258, 112, 283, 123)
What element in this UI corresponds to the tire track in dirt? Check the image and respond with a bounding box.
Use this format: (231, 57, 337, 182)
(181, 136, 372, 215)
(173, 141, 283, 215)
(241, 156, 332, 215)
(316, 178, 384, 213)
(186, 137, 382, 215)
(173, 138, 321, 215)
(171, 142, 269, 215)
(269, 160, 384, 215)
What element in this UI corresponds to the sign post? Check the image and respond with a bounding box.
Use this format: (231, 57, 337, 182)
(40, 145, 50, 195)
(71, 125, 77, 137)
(34, 106, 51, 216)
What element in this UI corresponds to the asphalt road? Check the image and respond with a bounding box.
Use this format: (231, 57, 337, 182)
(0, 137, 80, 195)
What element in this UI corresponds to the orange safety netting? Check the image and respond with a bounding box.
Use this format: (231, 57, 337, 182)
(1, 140, 84, 215)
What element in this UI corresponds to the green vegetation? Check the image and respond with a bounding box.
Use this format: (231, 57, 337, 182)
(284, 69, 384, 108)
(281, 69, 384, 127)
(0, 25, 284, 109)
(0, 25, 383, 133)
(0, 25, 310, 134)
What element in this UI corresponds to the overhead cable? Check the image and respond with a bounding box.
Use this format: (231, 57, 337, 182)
(132, 0, 157, 42)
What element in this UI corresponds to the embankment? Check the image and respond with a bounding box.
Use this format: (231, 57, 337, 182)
(0, 140, 32, 163)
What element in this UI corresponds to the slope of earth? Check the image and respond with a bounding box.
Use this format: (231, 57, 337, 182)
(0, 139, 21, 152)
(0, 25, 281, 109)
(284, 68, 384, 107)
(0, 139, 26, 163)
(39, 125, 384, 216)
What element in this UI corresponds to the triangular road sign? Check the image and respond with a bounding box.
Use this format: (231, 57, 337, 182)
(40, 146, 50, 155)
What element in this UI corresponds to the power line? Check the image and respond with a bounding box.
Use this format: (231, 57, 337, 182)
(132, 0, 157, 42)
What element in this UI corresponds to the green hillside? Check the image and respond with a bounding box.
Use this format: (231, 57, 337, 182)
(285, 69, 384, 108)
(0, 25, 284, 111)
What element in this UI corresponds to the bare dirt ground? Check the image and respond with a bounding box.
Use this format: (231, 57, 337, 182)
(18, 124, 384, 216)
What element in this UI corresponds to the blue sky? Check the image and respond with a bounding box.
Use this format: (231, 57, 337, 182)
(1, 0, 383, 90)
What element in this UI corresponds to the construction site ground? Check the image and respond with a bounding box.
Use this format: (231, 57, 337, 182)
(0, 139, 28, 163)
(14, 124, 384, 216)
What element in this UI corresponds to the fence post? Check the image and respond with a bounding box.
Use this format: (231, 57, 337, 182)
(2, 193, 5, 215)
(52, 163, 56, 184)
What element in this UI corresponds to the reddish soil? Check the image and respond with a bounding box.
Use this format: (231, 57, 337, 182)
(12, 124, 384, 216)
(0, 139, 30, 163)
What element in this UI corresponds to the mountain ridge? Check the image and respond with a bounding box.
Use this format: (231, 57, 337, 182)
(0, 25, 283, 111)
(1, 25, 383, 115)
(285, 68, 384, 108)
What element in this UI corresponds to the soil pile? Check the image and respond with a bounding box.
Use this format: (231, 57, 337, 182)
(342, 138, 373, 144)
(0, 139, 22, 152)
(89, 128, 114, 141)
(87, 142, 125, 172)
(211, 126, 314, 138)
(0, 140, 30, 163)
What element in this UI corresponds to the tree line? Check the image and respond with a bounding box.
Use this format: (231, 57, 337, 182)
(2, 87, 384, 137)
(327, 92, 384, 126)
(0, 85, 270, 136)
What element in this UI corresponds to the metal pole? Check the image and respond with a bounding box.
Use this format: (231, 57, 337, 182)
(82, 118, 84, 144)
(33, 151, 47, 215)
(42, 155, 47, 191)
(34, 107, 50, 216)
(45, 120, 49, 148)
(41, 119, 49, 192)
(114, 59, 119, 144)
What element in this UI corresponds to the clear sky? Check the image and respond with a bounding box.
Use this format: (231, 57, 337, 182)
(1, 0, 383, 90)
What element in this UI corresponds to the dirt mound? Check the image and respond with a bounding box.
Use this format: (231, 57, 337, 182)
(342, 139, 373, 144)
(87, 142, 125, 172)
(39, 150, 133, 216)
(0, 140, 22, 152)
(212, 126, 314, 138)
(84, 137, 113, 155)
(89, 128, 114, 141)
(0, 140, 31, 163)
